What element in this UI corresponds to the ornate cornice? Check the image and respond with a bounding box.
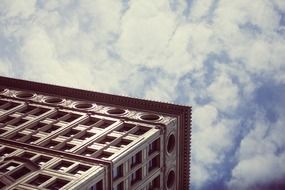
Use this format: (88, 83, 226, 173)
(0, 75, 191, 189)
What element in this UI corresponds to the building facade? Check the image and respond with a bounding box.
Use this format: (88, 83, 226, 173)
(0, 76, 191, 190)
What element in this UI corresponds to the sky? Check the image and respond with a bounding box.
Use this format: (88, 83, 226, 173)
(1, 0, 285, 189)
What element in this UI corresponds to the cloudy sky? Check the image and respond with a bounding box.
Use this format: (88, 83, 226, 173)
(1, 0, 285, 189)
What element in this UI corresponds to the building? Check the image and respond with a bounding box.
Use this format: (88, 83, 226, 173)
(0, 76, 191, 190)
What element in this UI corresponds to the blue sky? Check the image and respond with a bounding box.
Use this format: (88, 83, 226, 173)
(1, 0, 285, 189)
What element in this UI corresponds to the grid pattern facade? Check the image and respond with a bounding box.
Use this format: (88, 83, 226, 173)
(0, 77, 191, 190)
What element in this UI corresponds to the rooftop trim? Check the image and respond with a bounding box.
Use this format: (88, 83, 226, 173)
(0, 75, 191, 189)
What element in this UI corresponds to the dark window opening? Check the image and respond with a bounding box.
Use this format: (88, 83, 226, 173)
(44, 140, 60, 148)
(63, 129, 79, 137)
(20, 106, 37, 114)
(97, 121, 114, 129)
(113, 138, 132, 148)
(52, 160, 73, 171)
(50, 111, 67, 120)
(0, 129, 6, 134)
(10, 133, 25, 140)
(97, 151, 113, 159)
(117, 123, 134, 132)
(43, 125, 60, 133)
(0, 181, 6, 188)
(34, 156, 52, 166)
(149, 139, 160, 155)
(33, 108, 49, 116)
(113, 182, 124, 190)
(149, 176, 160, 189)
(91, 180, 103, 190)
(29, 122, 46, 130)
(0, 116, 15, 124)
(59, 144, 75, 152)
(0, 101, 19, 110)
(148, 155, 160, 172)
(113, 164, 123, 180)
(99, 136, 116, 144)
(28, 174, 51, 186)
(83, 118, 99, 126)
(133, 126, 149, 135)
(77, 132, 94, 140)
(12, 118, 28, 126)
(81, 148, 96, 157)
(130, 168, 142, 185)
(64, 114, 81, 122)
(45, 179, 69, 190)
(20, 152, 36, 159)
(10, 167, 31, 179)
(0, 162, 19, 173)
(25, 136, 40, 144)
(0, 147, 16, 157)
(69, 164, 90, 175)
(131, 152, 142, 168)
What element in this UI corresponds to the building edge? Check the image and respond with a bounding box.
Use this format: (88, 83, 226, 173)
(0, 75, 192, 190)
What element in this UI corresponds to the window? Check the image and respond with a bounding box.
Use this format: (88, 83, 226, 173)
(81, 148, 96, 156)
(32, 108, 49, 116)
(91, 180, 103, 190)
(46, 179, 69, 190)
(148, 139, 160, 155)
(50, 111, 67, 120)
(113, 182, 124, 190)
(97, 121, 113, 129)
(0, 162, 19, 173)
(12, 118, 28, 126)
(148, 176, 160, 190)
(131, 152, 142, 168)
(83, 118, 99, 126)
(25, 136, 40, 144)
(29, 122, 46, 130)
(10, 133, 25, 140)
(133, 126, 149, 135)
(113, 138, 132, 148)
(117, 123, 134, 132)
(0, 129, 6, 134)
(59, 143, 75, 152)
(0, 147, 16, 157)
(97, 151, 113, 159)
(65, 114, 81, 122)
(10, 167, 31, 179)
(99, 136, 116, 144)
(28, 174, 51, 186)
(43, 125, 60, 133)
(77, 132, 94, 140)
(130, 168, 142, 185)
(62, 129, 80, 137)
(52, 161, 73, 171)
(0, 101, 19, 110)
(113, 165, 123, 180)
(34, 155, 52, 166)
(0, 181, 5, 189)
(20, 152, 36, 159)
(0, 116, 15, 124)
(148, 155, 160, 172)
(69, 164, 90, 175)
(19, 105, 37, 114)
(44, 140, 60, 148)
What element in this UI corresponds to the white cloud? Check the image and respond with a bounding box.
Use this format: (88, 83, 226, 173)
(189, 0, 215, 20)
(0, 0, 36, 19)
(0, 58, 12, 76)
(1, 0, 285, 189)
(207, 72, 240, 111)
(228, 111, 285, 189)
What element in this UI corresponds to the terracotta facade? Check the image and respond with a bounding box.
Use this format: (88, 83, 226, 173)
(0, 76, 191, 190)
